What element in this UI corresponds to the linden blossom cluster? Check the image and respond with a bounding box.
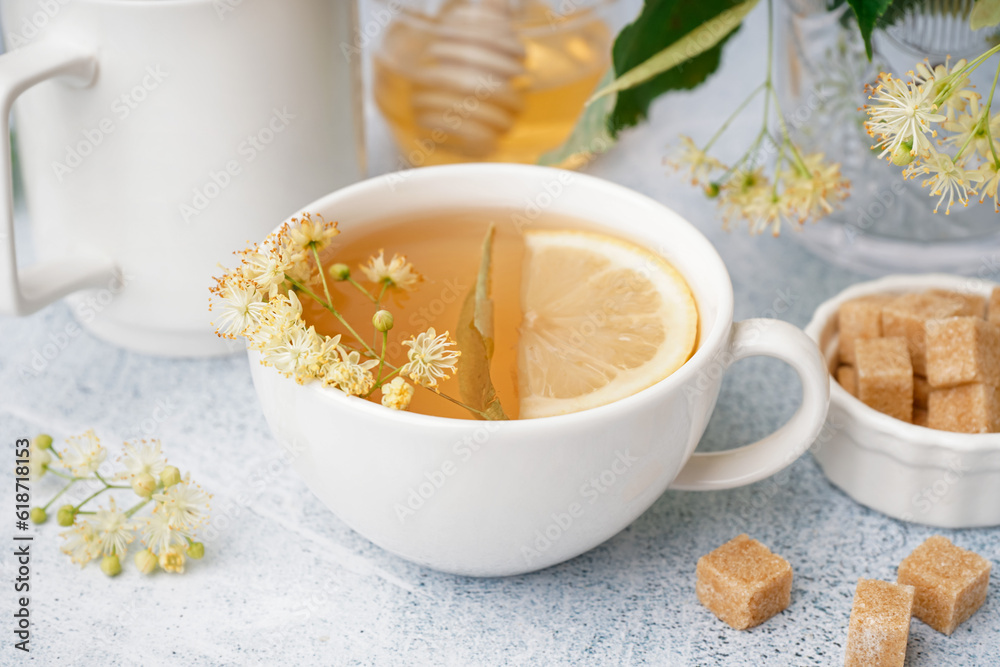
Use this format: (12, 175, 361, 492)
(864, 53, 1000, 213)
(666, 3, 849, 236)
(28, 432, 211, 577)
(210, 213, 473, 415)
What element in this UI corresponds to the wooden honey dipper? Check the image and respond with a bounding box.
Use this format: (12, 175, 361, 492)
(412, 0, 527, 157)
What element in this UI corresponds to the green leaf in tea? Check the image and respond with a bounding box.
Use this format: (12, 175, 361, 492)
(606, 0, 752, 136)
(456, 224, 508, 421)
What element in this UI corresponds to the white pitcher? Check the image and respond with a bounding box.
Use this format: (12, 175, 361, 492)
(0, 0, 364, 356)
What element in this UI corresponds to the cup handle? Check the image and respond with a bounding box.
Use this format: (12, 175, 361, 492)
(0, 39, 116, 317)
(669, 318, 830, 491)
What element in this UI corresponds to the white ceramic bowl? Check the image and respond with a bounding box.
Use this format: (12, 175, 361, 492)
(805, 274, 1000, 528)
(247, 164, 831, 576)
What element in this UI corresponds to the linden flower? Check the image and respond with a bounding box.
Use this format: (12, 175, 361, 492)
(28, 441, 51, 481)
(60, 521, 99, 567)
(214, 280, 267, 339)
(94, 499, 136, 557)
(742, 190, 795, 236)
(159, 545, 186, 574)
(910, 150, 983, 214)
(141, 510, 190, 554)
(668, 135, 724, 185)
(401, 328, 460, 388)
(360, 251, 421, 291)
(381, 377, 414, 411)
(241, 247, 292, 298)
(913, 58, 976, 120)
(262, 324, 330, 380)
(246, 292, 304, 350)
(942, 98, 1000, 160)
(285, 213, 340, 256)
(114, 439, 167, 482)
(780, 153, 850, 222)
(153, 477, 211, 530)
(978, 161, 1000, 211)
(62, 430, 107, 477)
(323, 348, 378, 396)
(717, 168, 770, 227)
(865, 72, 946, 159)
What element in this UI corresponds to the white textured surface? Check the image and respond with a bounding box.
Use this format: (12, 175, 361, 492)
(0, 3, 998, 665)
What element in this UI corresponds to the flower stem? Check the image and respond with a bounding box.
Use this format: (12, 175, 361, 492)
(47, 468, 78, 482)
(287, 277, 376, 356)
(74, 485, 110, 512)
(703, 83, 765, 152)
(124, 499, 151, 518)
(347, 278, 378, 304)
(311, 246, 334, 306)
(377, 330, 388, 382)
(985, 57, 1000, 168)
(42, 479, 76, 511)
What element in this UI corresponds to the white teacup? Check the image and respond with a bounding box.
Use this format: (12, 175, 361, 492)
(250, 165, 830, 576)
(0, 0, 362, 356)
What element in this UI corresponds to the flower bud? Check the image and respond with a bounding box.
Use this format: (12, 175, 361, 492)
(372, 310, 394, 332)
(160, 466, 182, 488)
(132, 472, 157, 498)
(891, 141, 915, 166)
(329, 263, 351, 281)
(32, 434, 53, 450)
(704, 182, 720, 198)
(101, 554, 122, 577)
(57, 504, 76, 527)
(135, 549, 158, 575)
(187, 542, 205, 560)
(159, 546, 186, 574)
(30, 507, 47, 524)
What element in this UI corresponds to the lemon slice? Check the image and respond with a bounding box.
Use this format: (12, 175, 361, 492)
(517, 229, 698, 419)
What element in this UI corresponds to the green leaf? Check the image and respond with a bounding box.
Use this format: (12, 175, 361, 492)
(591, 0, 759, 105)
(606, 0, 753, 137)
(971, 0, 1000, 30)
(847, 0, 894, 59)
(456, 224, 508, 421)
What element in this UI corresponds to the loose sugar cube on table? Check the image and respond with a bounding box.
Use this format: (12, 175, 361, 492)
(989, 287, 1000, 324)
(696, 534, 793, 630)
(882, 292, 977, 375)
(914, 375, 931, 410)
(845, 579, 914, 667)
(897, 536, 991, 635)
(928, 384, 1000, 433)
(856, 337, 914, 423)
(837, 365, 857, 397)
(838, 295, 890, 365)
(926, 317, 1000, 388)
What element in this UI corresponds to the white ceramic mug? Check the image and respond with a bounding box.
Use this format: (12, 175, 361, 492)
(250, 165, 831, 577)
(0, 0, 363, 356)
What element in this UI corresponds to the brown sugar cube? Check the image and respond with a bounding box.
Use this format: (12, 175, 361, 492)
(914, 375, 931, 409)
(929, 289, 987, 318)
(926, 317, 1000, 388)
(837, 365, 857, 397)
(856, 337, 914, 422)
(927, 384, 1000, 433)
(844, 579, 915, 667)
(696, 534, 793, 630)
(882, 291, 978, 375)
(913, 408, 929, 427)
(990, 287, 1000, 324)
(897, 536, 992, 635)
(838, 295, 891, 365)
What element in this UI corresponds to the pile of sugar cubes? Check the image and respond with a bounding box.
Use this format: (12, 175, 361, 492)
(836, 288, 1000, 432)
(697, 534, 991, 666)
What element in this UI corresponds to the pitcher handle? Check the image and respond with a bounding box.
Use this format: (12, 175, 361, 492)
(0, 38, 115, 316)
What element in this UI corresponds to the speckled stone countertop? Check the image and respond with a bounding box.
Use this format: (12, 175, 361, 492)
(1, 4, 998, 666)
